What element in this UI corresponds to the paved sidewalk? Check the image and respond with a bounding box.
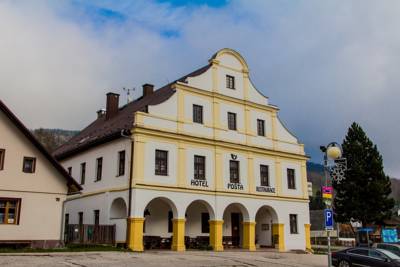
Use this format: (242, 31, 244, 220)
(0, 250, 327, 267)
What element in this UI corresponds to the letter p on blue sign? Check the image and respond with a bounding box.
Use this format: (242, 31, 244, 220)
(324, 209, 334, 230)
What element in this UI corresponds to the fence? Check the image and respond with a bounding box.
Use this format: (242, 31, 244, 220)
(65, 224, 116, 245)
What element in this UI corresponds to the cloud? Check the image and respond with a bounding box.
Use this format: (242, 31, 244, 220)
(1, 0, 399, 177)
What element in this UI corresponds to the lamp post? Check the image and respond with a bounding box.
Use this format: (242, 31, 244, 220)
(320, 142, 342, 267)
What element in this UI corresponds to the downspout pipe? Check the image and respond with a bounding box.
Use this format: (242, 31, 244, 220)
(121, 130, 134, 246)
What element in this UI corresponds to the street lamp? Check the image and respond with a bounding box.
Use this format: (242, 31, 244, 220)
(320, 142, 342, 267)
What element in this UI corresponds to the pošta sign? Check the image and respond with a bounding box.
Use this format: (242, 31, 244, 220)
(227, 183, 244, 190)
(190, 179, 209, 187)
(256, 186, 275, 193)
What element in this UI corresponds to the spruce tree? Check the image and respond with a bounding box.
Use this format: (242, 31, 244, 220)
(333, 122, 394, 227)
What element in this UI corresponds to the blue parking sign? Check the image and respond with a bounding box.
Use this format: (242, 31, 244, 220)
(324, 209, 334, 230)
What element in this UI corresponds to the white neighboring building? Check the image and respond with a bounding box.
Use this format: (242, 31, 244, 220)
(54, 48, 311, 252)
(0, 100, 81, 248)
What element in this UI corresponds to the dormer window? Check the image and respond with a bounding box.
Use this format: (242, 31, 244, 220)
(226, 75, 235, 89)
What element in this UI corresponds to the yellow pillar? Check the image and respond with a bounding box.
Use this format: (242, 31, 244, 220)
(242, 221, 256, 251)
(209, 220, 224, 251)
(272, 223, 285, 252)
(172, 218, 186, 251)
(127, 217, 144, 252)
(305, 224, 312, 251)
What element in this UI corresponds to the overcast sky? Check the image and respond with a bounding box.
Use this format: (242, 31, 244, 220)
(1, 0, 399, 177)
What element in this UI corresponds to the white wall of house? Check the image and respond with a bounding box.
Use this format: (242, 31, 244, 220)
(281, 161, 303, 198)
(132, 188, 310, 250)
(186, 68, 213, 92)
(183, 94, 213, 138)
(185, 201, 209, 237)
(58, 49, 309, 251)
(143, 140, 178, 185)
(0, 110, 70, 243)
(185, 146, 215, 190)
(61, 138, 131, 194)
(65, 190, 128, 243)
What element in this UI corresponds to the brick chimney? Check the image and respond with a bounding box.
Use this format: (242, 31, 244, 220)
(142, 84, 154, 97)
(106, 92, 119, 120)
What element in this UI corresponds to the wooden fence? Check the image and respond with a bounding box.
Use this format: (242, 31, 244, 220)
(65, 224, 116, 245)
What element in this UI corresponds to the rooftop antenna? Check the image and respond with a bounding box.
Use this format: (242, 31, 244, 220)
(123, 87, 135, 104)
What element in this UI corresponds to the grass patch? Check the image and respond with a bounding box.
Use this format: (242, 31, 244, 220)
(0, 244, 129, 253)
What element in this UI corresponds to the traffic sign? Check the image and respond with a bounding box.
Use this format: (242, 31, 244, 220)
(322, 186, 333, 199)
(324, 209, 334, 230)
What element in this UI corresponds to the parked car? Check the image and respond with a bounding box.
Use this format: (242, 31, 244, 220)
(375, 243, 400, 257)
(332, 247, 400, 267)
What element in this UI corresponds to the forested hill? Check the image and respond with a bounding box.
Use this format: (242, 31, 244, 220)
(31, 128, 78, 152)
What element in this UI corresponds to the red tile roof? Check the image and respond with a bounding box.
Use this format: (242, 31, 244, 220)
(53, 63, 211, 160)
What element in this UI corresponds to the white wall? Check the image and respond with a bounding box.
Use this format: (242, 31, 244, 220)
(65, 190, 128, 242)
(185, 201, 209, 237)
(143, 199, 172, 238)
(281, 161, 303, 198)
(222, 152, 248, 192)
(186, 67, 213, 92)
(143, 141, 177, 185)
(253, 157, 276, 193)
(255, 208, 276, 247)
(182, 94, 213, 138)
(0, 191, 66, 241)
(185, 146, 215, 190)
(219, 102, 246, 143)
(61, 138, 131, 194)
(222, 204, 243, 238)
(132, 188, 310, 251)
(0, 110, 70, 242)
(145, 94, 178, 131)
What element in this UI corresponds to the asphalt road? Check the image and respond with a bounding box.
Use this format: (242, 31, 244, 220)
(0, 251, 327, 267)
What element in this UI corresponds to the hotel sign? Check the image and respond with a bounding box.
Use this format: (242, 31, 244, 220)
(190, 179, 209, 187)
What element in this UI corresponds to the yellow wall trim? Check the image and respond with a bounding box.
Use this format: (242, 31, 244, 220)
(134, 184, 309, 202)
(176, 82, 278, 113)
(132, 127, 308, 161)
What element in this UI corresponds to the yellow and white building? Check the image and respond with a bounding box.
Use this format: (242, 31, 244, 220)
(54, 48, 311, 252)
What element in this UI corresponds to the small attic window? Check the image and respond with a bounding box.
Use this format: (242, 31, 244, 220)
(226, 75, 235, 89)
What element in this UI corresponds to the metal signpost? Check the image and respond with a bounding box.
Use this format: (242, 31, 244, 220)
(320, 143, 347, 267)
(325, 208, 334, 266)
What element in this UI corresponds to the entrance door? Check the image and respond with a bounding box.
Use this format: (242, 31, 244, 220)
(231, 213, 240, 247)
